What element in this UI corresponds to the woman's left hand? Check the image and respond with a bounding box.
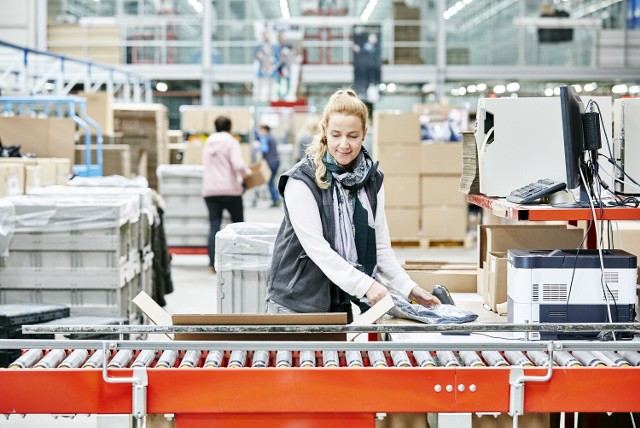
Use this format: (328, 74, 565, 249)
(409, 286, 440, 307)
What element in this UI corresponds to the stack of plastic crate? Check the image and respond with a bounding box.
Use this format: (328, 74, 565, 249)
(29, 183, 156, 321)
(0, 195, 140, 321)
(215, 222, 280, 313)
(156, 164, 208, 248)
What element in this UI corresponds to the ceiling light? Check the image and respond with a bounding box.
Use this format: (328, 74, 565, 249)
(493, 84, 505, 94)
(379, 83, 387, 91)
(458, 86, 467, 96)
(544, 88, 554, 96)
(572, 84, 582, 93)
(156, 82, 168, 92)
(360, 0, 378, 22)
(467, 85, 477, 93)
(444, 0, 473, 20)
(386, 82, 396, 93)
(553, 87, 561, 96)
(612, 84, 628, 94)
(584, 83, 597, 92)
(476, 83, 487, 91)
(629, 85, 640, 94)
(506, 82, 520, 92)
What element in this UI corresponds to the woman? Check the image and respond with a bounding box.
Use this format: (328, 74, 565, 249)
(266, 89, 439, 321)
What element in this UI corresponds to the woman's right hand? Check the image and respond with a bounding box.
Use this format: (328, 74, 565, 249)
(365, 281, 389, 306)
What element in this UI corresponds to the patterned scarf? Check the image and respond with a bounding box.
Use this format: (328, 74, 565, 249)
(323, 148, 377, 278)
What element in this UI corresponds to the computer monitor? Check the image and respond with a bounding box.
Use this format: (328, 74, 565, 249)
(559, 85, 586, 191)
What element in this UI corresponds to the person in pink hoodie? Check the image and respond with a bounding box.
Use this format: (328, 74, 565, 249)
(202, 115, 252, 273)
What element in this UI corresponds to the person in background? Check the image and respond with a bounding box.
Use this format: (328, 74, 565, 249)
(296, 116, 319, 162)
(202, 116, 252, 273)
(258, 124, 282, 207)
(265, 89, 440, 322)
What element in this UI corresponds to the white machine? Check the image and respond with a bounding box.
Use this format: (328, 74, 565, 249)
(507, 249, 637, 341)
(475, 96, 612, 197)
(614, 98, 640, 195)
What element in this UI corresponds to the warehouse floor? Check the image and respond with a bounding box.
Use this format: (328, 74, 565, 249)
(0, 198, 477, 427)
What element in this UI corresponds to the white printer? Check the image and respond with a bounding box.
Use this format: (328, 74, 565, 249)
(507, 249, 637, 340)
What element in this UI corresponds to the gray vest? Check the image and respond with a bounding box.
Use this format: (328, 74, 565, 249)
(266, 158, 383, 313)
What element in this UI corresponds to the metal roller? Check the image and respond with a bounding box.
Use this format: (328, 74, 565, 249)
(82, 350, 108, 369)
(412, 351, 436, 367)
(299, 350, 316, 368)
(345, 350, 363, 367)
(179, 350, 202, 368)
(554, 351, 582, 367)
(131, 350, 157, 368)
(251, 350, 270, 368)
(275, 350, 292, 368)
(481, 351, 509, 367)
(503, 351, 533, 367)
(59, 349, 89, 369)
(526, 351, 553, 367)
(591, 351, 629, 367)
(9, 349, 43, 369)
(107, 350, 134, 368)
(368, 350, 388, 367)
(34, 349, 67, 369)
(227, 350, 247, 368)
(322, 350, 339, 367)
(436, 351, 460, 367)
(572, 351, 605, 367)
(390, 351, 411, 367)
(204, 350, 224, 368)
(156, 350, 179, 368)
(618, 351, 640, 366)
(459, 351, 485, 367)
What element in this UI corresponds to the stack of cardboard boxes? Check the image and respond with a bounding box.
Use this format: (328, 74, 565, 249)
(113, 103, 170, 189)
(373, 112, 422, 241)
(372, 111, 467, 244)
(180, 106, 253, 135)
(0, 158, 71, 197)
(420, 142, 467, 243)
(392, 2, 422, 64)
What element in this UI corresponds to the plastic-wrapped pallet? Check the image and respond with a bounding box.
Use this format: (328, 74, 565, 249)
(156, 164, 208, 247)
(0, 195, 139, 319)
(215, 222, 280, 313)
(0, 200, 15, 258)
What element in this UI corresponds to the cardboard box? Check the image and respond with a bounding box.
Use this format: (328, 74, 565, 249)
(0, 163, 23, 196)
(76, 144, 132, 177)
(386, 207, 420, 240)
(420, 142, 463, 174)
(486, 252, 508, 311)
(376, 145, 421, 175)
(243, 162, 269, 189)
(605, 221, 640, 260)
(0, 117, 76, 164)
(373, 112, 421, 144)
(384, 175, 420, 207)
(477, 224, 585, 269)
(181, 108, 207, 133)
(79, 91, 114, 137)
(421, 175, 466, 206)
(376, 413, 428, 428)
(421, 206, 468, 239)
(404, 261, 477, 293)
(24, 165, 41, 193)
(182, 140, 204, 165)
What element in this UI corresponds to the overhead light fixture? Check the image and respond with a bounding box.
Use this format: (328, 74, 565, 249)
(156, 82, 168, 92)
(360, 0, 378, 22)
(379, 83, 387, 91)
(544, 88, 554, 97)
(476, 83, 487, 91)
(467, 84, 477, 93)
(506, 82, 520, 92)
(444, 0, 473, 20)
(493, 84, 505, 94)
(612, 84, 628, 94)
(458, 86, 467, 96)
(584, 82, 597, 92)
(280, 0, 290, 20)
(386, 82, 396, 93)
(629, 85, 640, 94)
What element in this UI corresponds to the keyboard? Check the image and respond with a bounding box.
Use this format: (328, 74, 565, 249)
(506, 178, 567, 204)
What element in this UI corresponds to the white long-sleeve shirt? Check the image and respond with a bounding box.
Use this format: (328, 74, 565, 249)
(283, 177, 417, 300)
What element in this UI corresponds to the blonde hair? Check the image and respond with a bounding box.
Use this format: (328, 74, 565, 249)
(305, 89, 369, 189)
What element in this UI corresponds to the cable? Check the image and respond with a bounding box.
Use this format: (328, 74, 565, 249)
(579, 166, 618, 340)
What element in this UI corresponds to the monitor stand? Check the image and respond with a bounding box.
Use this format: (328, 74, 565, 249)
(550, 185, 601, 208)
